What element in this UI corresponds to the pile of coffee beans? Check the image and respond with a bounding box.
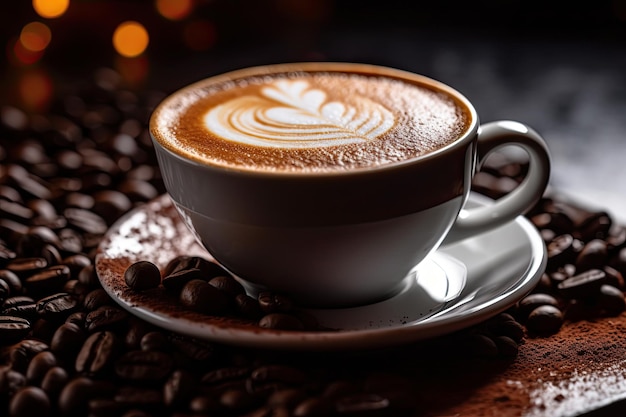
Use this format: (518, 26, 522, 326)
(1, 67, 625, 417)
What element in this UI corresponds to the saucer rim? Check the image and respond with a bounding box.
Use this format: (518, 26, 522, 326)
(95, 193, 546, 351)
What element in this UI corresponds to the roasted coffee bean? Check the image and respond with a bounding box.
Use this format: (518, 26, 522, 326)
(163, 256, 228, 280)
(91, 190, 132, 224)
(63, 208, 108, 235)
(62, 254, 92, 279)
(518, 293, 560, 319)
(118, 179, 158, 202)
(268, 387, 308, 409)
(526, 305, 564, 335)
(57, 228, 83, 254)
(25, 351, 57, 385)
(293, 396, 334, 417)
(259, 313, 304, 331)
(235, 294, 264, 320)
(23, 264, 70, 295)
(58, 377, 116, 416)
(179, 279, 231, 315)
(77, 264, 99, 287)
(0, 278, 10, 302)
(36, 292, 78, 320)
(124, 261, 161, 292)
(124, 317, 154, 350)
(0, 366, 26, 398)
(0, 270, 21, 294)
(189, 395, 222, 414)
(6, 257, 47, 278)
(576, 212, 612, 242)
(76, 331, 122, 376)
(220, 388, 261, 412)
(598, 284, 626, 315)
(115, 350, 174, 382)
(83, 288, 113, 311)
(558, 269, 608, 299)
(464, 334, 499, 358)
(163, 369, 196, 407)
(162, 268, 206, 293)
(493, 335, 519, 358)
(51, 322, 86, 357)
(546, 234, 577, 271)
(603, 265, 625, 289)
(8, 386, 51, 417)
(40, 366, 68, 398)
(201, 366, 250, 385)
(140, 331, 170, 352)
(85, 305, 129, 333)
(209, 275, 246, 297)
(336, 393, 390, 415)
(575, 239, 609, 272)
(113, 386, 163, 410)
(251, 365, 308, 386)
(65, 311, 86, 327)
(258, 292, 294, 313)
(0, 316, 31, 345)
(7, 339, 49, 372)
(167, 334, 218, 364)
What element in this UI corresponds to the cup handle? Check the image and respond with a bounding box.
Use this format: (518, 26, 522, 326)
(444, 120, 551, 244)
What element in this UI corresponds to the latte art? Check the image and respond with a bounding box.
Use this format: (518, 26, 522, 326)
(151, 64, 473, 172)
(204, 80, 395, 148)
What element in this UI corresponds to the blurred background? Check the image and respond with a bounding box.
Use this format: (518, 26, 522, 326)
(2, 0, 626, 219)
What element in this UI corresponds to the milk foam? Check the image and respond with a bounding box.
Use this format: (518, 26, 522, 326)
(151, 65, 473, 173)
(203, 80, 395, 148)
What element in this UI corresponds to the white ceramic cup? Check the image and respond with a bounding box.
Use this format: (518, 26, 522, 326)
(150, 63, 551, 307)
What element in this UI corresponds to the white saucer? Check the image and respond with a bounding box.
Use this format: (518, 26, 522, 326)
(95, 193, 546, 351)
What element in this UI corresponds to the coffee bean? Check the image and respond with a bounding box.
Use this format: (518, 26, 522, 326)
(0, 279, 10, 302)
(493, 335, 519, 358)
(603, 265, 625, 289)
(598, 284, 626, 315)
(209, 275, 245, 297)
(8, 386, 50, 417)
(58, 377, 115, 416)
(25, 351, 57, 385)
(62, 254, 92, 279)
(558, 269, 607, 299)
(83, 288, 113, 311)
(162, 268, 206, 293)
(40, 366, 68, 399)
(201, 366, 250, 385)
(235, 294, 264, 320)
(124, 261, 161, 292)
(36, 292, 78, 320)
(6, 257, 48, 278)
(526, 305, 564, 335)
(140, 331, 170, 352)
(163, 256, 227, 280)
(76, 331, 122, 376)
(546, 234, 576, 271)
(575, 239, 609, 272)
(51, 322, 86, 357)
(518, 293, 560, 319)
(0, 270, 21, 294)
(189, 395, 222, 414)
(220, 388, 261, 412)
(115, 350, 174, 382)
(0, 366, 26, 398)
(259, 313, 304, 331)
(85, 305, 128, 333)
(163, 369, 196, 407)
(251, 365, 308, 386)
(63, 208, 108, 235)
(23, 265, 70, 295)
(91, 190, 132, 224)
(258, 292, 294, 313)
(0, 316, 31, 345)
(179, 279, 231, 315)
(7, 339, 49, 372)
(465, 334, 499, 358)
(336, 393, 390, 415)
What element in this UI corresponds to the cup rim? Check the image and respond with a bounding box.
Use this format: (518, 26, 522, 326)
(150, 62, 479, 178)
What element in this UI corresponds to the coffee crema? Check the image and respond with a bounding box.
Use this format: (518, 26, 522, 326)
(151, 64, 473, 173)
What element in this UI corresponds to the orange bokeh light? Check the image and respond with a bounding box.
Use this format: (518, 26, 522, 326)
(183, 20, 216, 51)
(18, 70, 54, 112)
(112, 21, 149, 58)
(32, 0, 70, 19)
(156, 0, 194, 21)
(20, 22, 52, 52)
(12, 38, 44, 65)
(115, 55, 150, 87)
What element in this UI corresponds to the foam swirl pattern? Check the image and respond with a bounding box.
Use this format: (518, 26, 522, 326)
(203, 80, 395, 147)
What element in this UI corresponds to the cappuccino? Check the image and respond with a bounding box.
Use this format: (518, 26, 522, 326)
(151, 63, 473, 173)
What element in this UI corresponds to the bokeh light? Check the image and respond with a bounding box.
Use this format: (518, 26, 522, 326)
(32, 0, 70, 19)
(20, 22, 52, 52)
(115, 55, 150, 87)
(183, 20, 216, 51)
(18, 70, 54, 112)
(12, 38, 44, 65)
(156, 0, 194, 21)
(113, 21, 149, 58)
